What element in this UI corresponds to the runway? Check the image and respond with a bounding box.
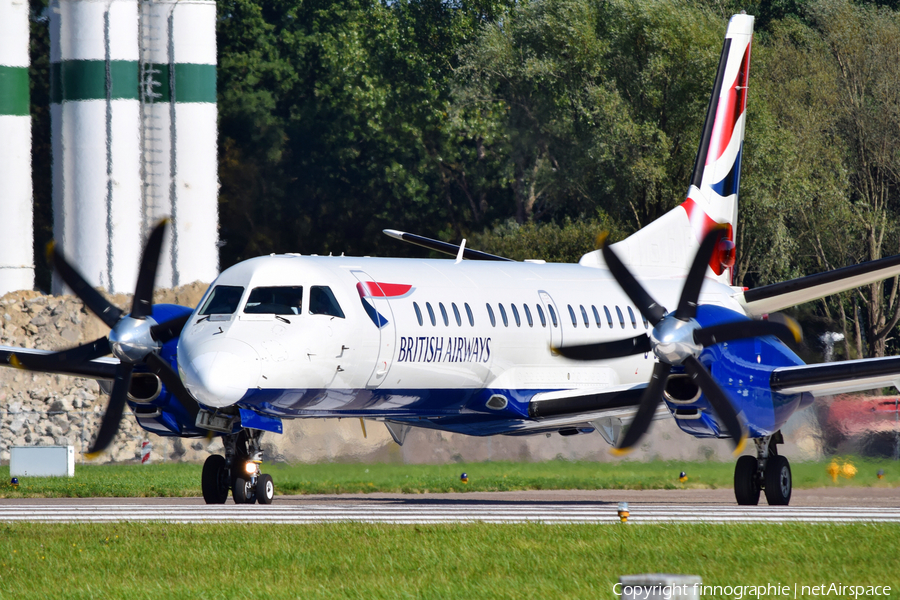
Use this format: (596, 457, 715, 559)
(1, 489, 898, 523)
(1, 504, 899, 524)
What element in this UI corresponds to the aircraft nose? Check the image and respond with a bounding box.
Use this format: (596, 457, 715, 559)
(178, 338, 261, 408)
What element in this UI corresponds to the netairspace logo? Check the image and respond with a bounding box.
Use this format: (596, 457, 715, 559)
(613, 583, 893, 600)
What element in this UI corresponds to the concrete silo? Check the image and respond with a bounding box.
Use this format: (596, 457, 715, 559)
(139, 0, 219, 288)
(49, 0, 218, 295)
(49, 0, 143, 295)
(0, 0, 35, 296)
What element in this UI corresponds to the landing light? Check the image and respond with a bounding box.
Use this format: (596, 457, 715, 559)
(245, 461, 261, 475)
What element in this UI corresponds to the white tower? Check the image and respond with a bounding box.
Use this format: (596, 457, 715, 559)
(49, 0, 219, 295)
(0, 0, 35, 295)
(50, 0, 143, 295)
(139, 0, 219, 288)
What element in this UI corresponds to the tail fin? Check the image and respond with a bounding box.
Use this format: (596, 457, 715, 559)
(580, 14, 754, 285)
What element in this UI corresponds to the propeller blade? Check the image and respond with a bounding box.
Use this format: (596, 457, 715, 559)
(144, 352, 201, 420)
(693, 317, 802, 348)
(613, 361, 671, 454)
(47, 242, 123, 329)
(674, 225, 729, 321)
(555, 334, 651, 361)
(599, 233, 667, 325)
(131, 219, 169, 320)
(9, 337, 111, 370)
(150, 314, 191, 343)
(682, 355, 746, 453)
(764, 312, 804, 344)
(86, 362, 134, 457)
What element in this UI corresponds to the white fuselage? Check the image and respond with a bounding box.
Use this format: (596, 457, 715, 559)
(177, 254, 745, 414)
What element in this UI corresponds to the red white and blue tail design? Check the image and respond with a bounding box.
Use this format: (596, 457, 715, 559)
(580, 14, 754, 285)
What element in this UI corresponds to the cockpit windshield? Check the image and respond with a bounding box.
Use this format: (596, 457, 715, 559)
(199, 285, 245, 315)
(309, 286, 345, 318)
(244, 286, 304, 315)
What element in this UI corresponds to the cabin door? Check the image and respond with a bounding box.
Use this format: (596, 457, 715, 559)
(538, 290, 563, 350)
(350, 270, 397, 388)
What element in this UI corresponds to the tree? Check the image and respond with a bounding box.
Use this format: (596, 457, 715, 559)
(806, 0, 900, 357)
(451, 0, 727, 231)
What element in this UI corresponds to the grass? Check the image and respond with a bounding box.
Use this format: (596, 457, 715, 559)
(0, 522, 897, 599)
(0, 456, 898, 498)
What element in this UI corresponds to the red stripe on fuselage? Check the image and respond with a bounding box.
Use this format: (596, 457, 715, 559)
(356, 281, 413, 298)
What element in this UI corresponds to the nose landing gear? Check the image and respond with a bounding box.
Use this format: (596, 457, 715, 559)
(201, 428, 275, 505)
(733, 432, 791, 506)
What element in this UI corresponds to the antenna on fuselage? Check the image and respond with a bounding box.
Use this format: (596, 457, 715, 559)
(455, 239, 466, 264)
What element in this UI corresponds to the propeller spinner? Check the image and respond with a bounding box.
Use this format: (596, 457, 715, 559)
(555, 226, 801, 455)
(10, 220, 199, 457)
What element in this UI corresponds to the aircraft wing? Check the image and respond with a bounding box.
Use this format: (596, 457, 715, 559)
(771, 356, 900, 397)
(0, 345, 118, 380)
(521, 383, 669, 444)
(737, 253, 900, 316)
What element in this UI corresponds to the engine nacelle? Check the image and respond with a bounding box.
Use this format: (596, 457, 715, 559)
(127, 373, 162, 403)
(663, 373, 701, 404)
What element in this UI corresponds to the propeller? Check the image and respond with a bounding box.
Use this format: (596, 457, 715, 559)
(10, 220, 199, 457)
(555, 226, 802, 455)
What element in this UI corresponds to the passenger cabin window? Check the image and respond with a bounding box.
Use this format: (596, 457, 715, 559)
(244, 286, 303, 315)
(511, 304, 521, 327)
(200, 285, 244, 315)
(615, 306, 625, 328)
(536, 305, 547, 327)
(604, 306, 613, 328)
(548, 305, 558, 328)
(465, 303, 475, 326)
(524, 304, 534, 327)
(580, 305, 589, 328)
(592, 305, 601, 328)
(452, 303, 462, 326)
(309, 286, 345, 318)
(414, 302, 423, 326)
(499, 304, 509, 327)
(486, 303, 496, 327)
(627, 306, 637, 329)
(568, 305, 577, 327)
(439, 303, 449, 326)
(426, 302, 436, 326)
(642, 314, 649, 329)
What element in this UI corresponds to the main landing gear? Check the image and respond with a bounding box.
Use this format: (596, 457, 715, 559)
(734, 432, 791, 506)
(201, 428, 275, 505)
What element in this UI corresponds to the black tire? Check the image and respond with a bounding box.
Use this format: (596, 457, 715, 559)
(734, 455, 760, 506)
(233, 477, 256, 504)
(257, 474, 274, 505)
(764, 454, 792, 506)
(202, 455, 229, 505)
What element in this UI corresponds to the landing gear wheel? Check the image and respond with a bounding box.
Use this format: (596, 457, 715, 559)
(764, 454, 792, 505)
(734, 455, 760, 506)
(233, 477, 256, 504)
(202, 455, 229, 504)
(257, 474, 274, 504)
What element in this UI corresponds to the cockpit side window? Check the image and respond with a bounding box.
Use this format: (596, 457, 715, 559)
(244, 286, 303, 315)
(199, 285, 245, 315)
(309, 286, 345, 318)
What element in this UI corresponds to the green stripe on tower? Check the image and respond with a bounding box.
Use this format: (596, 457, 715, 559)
(49, 60, 139, 103)
(0, 65, 29, 116)
(174, 63, 216, 103)
(141, 63, 216, 104)
(47, 60, 215, 104)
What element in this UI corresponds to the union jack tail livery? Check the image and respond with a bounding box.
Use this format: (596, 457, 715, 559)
(581, 13, 754, 285)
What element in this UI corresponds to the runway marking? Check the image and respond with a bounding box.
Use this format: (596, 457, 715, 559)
(1, 504, 899, 524)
